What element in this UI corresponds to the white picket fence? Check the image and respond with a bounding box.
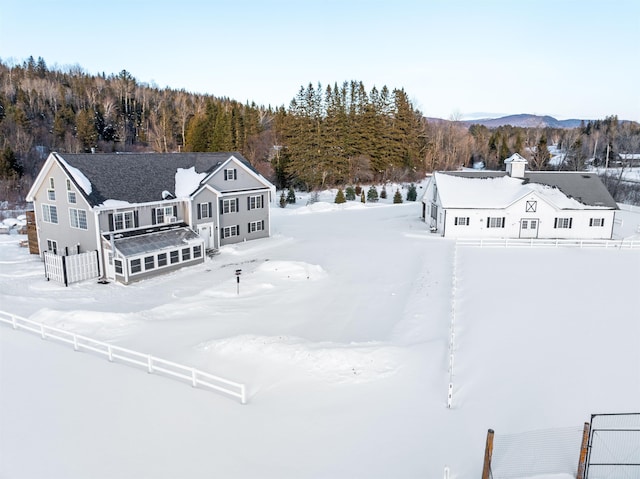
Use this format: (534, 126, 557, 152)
(0, 310, 246, 404)
(456, 238, 640, 249)
(44, 250, 100, 286)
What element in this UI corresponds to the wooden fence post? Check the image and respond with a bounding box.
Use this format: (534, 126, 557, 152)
(576, 422, 590, 479)
(482, 429, 494, 479)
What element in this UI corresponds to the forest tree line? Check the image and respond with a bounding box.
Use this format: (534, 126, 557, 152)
(1, 56, 639, 204)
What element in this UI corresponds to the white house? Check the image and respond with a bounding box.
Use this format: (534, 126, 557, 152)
(421, 153, 618, 239)
(26, 151, 275, 284)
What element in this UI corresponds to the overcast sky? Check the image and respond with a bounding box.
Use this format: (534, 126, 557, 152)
(1, 0, 639, 121)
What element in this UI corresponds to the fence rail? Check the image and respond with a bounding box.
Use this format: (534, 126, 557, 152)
(456, 238, 640, 249)
(0, 310, 246, 404)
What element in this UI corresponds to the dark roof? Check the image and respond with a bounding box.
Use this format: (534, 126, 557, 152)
(56, 152, 254, 206)
(113, 226, 201, 257)
(442, 170, 618, 209)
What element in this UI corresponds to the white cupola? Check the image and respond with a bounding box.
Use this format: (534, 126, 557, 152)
(504, 153, 528, 178)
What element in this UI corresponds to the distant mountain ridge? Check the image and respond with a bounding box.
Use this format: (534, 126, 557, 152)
(424, 114, 586, 129)
(460, 114, 584, 128)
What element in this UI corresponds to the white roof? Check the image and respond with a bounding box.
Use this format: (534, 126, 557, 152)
(434, 172, 602, 210)
(504, 153, 527, 164)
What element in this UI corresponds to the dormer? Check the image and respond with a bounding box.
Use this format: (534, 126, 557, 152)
(504, 153, 527, 178)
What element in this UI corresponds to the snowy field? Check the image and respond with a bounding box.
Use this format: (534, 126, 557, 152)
(1, 185, 639, 479)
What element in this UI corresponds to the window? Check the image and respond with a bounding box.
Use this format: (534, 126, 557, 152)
(430, 203, 438, 220)
(170, 250, 180, 264)
(182, 248, 191, 261)
(67, 191, 77, 204)
(487, 217, 505, 228)
(526, 201, 537, 212)
(222, 198, 238, 214)
(248, 220, 265, 232)
(193, 245, 202, 258)
(158, 253, 168, 267)
(432, 185, 438, 202)
(530, 220, 537, 229)
(46, 239, 58, 254)
(114, 259, 123, 274)
(554, 218, 573, 229)
(113, 211, 135, 230)
(224, 168, 237, 181)
(47, 189, 56, 201)
(589, 218, 605, 227)
(49, 178, 55, 189)
(454, 217, 469, 226)
(248, 195, 264, 210)
(131, 258, 142, 273)
(69, 208, 88, 230)
(198, 202, 211, 219)
(42, 204, 58, 224)
(222, 225, 239, 238)
(155, 206, 175, 224)
(144, 256, 155, 270)
(66, 179, 72, 191)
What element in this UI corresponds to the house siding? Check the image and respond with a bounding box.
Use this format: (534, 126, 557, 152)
(207, 157, 268, 192)
(30, 160, 98, 256)
(218, 191, 270, 245)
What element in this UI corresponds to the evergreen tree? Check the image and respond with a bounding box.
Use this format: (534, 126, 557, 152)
(393, 189, 403, 203)
(380, 185, 387, 199)
(335, 188, 346, 204)
(367, 185, 378, 202)
(279, 190, 287, 208)
(76, 108, 98, 151)
(286, 187, 296, 204)
(406, 183, 417, 201)
(345, 185, 356, 201)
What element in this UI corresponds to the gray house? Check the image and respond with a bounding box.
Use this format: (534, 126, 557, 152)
(26, 152, 275, 284)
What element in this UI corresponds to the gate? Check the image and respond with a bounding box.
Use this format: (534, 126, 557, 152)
(44, 250, 100, 286)
(585, 413, 640, 478)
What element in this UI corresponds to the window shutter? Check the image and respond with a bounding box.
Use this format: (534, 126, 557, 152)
(601, 218, 604, 226)
(501, 217, 505, 228)
(589, 218, 593, 226)
(554, 218, 558, 228)
(108, 213, 114, 231)
(261, 195, 264, 208)
(208, 202, 212, 218)
(236, 198, 239, 211)
(224, 170, 228, 181)
(454, 217, 458, 225)
(173, 205, 178, 218)
(487, 217, 490, 227)
(219, 199, 223, 215)
(197, 204, 201, 220)
(569, 218, 573, 228)
(247, 197, 251, 210)
(261, 220, 264, 230)
(152, 209, 157, 225)
(234, 169, 237, 180)
(134, 211, 139, 228)
(248, 222, 251, 233)
(466, 217, 470, 225)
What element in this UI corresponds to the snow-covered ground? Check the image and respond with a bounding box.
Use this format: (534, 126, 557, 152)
(1, 184, 639, 479)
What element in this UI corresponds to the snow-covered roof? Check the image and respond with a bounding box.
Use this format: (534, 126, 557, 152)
(504, 153, 527, 164)
(434, 171, 617, 209)
(48, 152, 266, 207)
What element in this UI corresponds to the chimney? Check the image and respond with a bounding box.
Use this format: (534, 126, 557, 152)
(504, 153, 527, 178)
